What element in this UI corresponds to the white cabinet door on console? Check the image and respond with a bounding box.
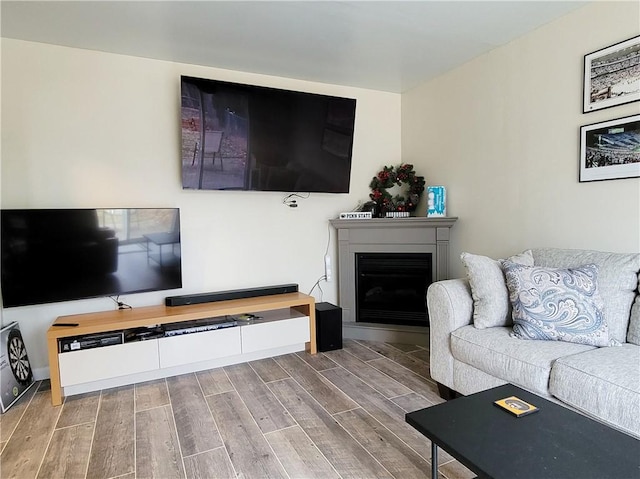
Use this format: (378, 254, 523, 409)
(241, 317, 310, 354)
(59, 340, 159, 387)
(158, 327, 241, 369)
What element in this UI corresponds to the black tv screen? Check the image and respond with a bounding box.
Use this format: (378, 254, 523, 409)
(181, 76, 356, 192)
(1, 208, 182, 308)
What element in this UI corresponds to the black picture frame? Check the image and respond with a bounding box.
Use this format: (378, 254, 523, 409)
(583, 35, 640, 113)
(579, 114, 640, 182)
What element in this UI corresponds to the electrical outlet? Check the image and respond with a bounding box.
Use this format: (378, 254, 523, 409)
(324, 255, 332, 281)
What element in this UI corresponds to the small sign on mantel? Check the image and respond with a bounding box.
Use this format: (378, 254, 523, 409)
(339, 212, 372, 219)
(427, 186, 447, 217)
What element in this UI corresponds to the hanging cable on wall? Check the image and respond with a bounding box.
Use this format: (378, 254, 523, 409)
(309, 221, 334, 300)
(283, 192, 310, 208)
(110, 295, 132, 310)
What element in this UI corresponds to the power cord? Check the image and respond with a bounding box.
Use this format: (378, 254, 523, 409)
(308, 276, 325, 301)
(283, 192, 310, 208)
(323, 221, 332, 282)
(309, 223, 334, 300)
(324, 221, 331, 257)
(110, 295, 132, 310)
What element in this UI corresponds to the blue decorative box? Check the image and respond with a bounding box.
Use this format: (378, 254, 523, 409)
(427, 186, 446, 217)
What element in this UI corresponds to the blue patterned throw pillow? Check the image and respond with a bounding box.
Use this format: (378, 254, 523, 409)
(501, 261, 612, 347)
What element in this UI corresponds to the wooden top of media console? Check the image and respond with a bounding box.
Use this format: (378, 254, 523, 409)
(48, 292, 315, 340)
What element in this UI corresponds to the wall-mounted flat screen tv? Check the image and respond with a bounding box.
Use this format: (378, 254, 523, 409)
(180, 76, 356, 193)
(1, 208, 182, 308)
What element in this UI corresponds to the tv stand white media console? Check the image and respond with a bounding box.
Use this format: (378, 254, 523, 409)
(47, 292, 316, 406)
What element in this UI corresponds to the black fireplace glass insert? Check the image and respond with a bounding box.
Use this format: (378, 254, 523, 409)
(355, 252, 432, 327)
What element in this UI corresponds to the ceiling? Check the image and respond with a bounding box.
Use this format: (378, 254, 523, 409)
(1, 1, 588, 93)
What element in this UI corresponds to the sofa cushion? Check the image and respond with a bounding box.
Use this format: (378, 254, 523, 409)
(450, 325, 595, 396)
(532, 248, 639, 343)
(452, 360, 507, 396)
(460, 250, 533, 329)
(502, 262, 611, 347)
(549, 344, 640, 438)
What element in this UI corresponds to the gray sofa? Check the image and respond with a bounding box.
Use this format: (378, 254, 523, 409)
(428, 248, 640, 438)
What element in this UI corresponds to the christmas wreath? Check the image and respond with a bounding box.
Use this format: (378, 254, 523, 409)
(369, 164, 425, 213)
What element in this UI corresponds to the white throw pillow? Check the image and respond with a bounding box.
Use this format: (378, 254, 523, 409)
(461, 250, 533, 329)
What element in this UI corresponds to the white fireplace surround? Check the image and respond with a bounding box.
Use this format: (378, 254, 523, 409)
(329, 217, 457, 344)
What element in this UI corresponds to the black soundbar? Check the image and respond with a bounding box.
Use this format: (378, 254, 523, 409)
(165, 284, 299, 307)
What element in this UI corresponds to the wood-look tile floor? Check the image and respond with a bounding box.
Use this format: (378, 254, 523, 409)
(0, 339, 475, 479)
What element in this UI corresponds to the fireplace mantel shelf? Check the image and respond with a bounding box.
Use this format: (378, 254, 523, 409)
(329, 217, 457, 230)
(329, 216, 458, 344)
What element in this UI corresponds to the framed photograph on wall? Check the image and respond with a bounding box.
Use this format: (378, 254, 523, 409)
(583, 35, 640, 113)
(579, 114, 640, 182)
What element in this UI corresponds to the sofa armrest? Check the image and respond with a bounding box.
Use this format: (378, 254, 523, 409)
(427, 278, 473, 389)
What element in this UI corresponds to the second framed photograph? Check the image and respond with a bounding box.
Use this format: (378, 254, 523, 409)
(579, 114, 640, 182)
(583, 35, 640, 113)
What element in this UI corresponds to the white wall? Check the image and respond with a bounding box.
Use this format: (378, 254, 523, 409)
(403, 1, 640, 278)
(0, 39, 402, 375)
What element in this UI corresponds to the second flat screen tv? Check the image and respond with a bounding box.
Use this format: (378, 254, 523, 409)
(1, 208, 182, 308)
(181, 76, 356, 193)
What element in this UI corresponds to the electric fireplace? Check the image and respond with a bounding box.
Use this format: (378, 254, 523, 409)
(329, 216, 457, 343)
(355, 253, 432, 327)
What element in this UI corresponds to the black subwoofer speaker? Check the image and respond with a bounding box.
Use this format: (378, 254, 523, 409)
(315, 302, 342, 352)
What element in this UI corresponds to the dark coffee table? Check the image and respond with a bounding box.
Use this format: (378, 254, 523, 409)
(406, 384, 640, 479)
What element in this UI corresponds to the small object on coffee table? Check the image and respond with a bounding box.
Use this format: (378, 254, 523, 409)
(494, 395, 539, 417)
